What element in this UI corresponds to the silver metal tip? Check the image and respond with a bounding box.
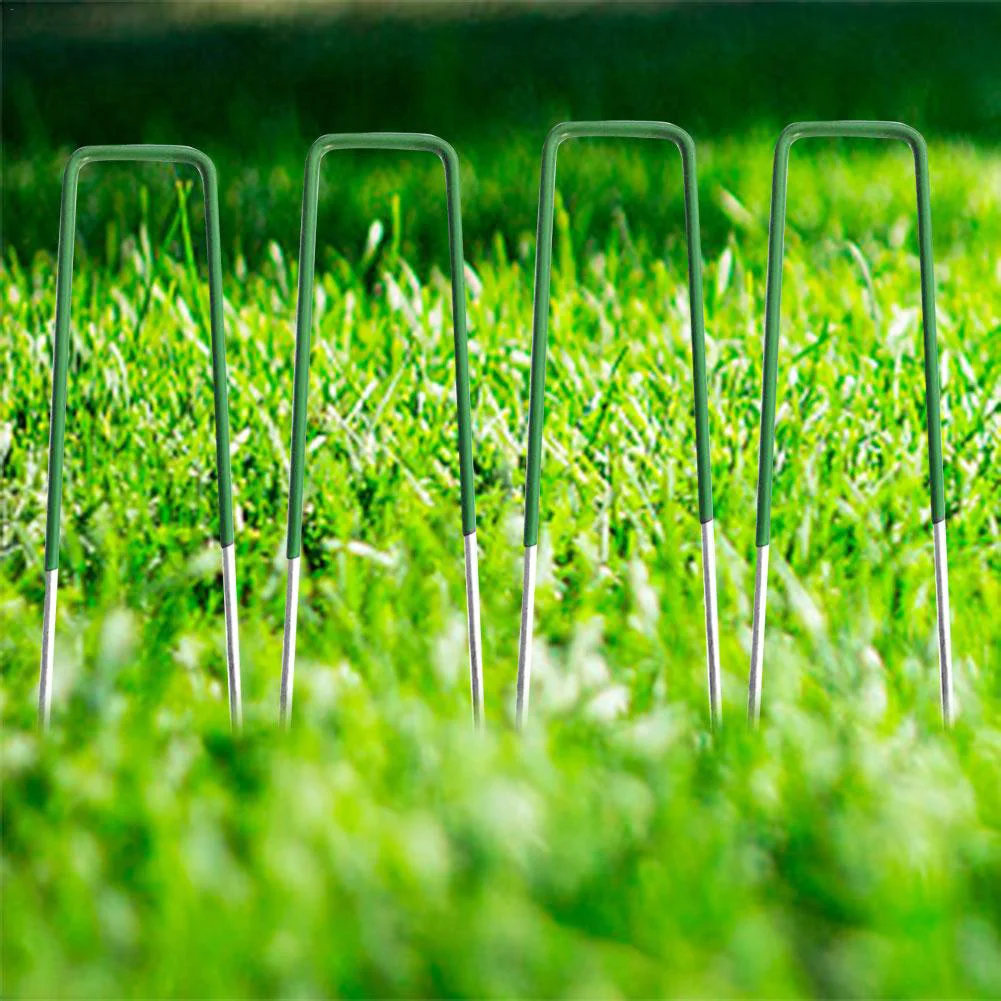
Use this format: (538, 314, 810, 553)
(38, 568, 58, 730)
(516, 545, 537, 730)
(933, 521, 954, 727)
(748, 544, 769, 728)
(463, 532, 484, 728)
(280, 555, 301, 728)
(701, 520, 722, 730)
(221, 543, 242, 731)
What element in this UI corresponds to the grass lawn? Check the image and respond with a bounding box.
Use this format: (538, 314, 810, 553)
(2, 131, 1000, 997)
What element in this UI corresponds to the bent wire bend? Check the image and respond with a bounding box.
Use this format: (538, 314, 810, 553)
(280, 133, 482, 727)
(747, 120, 952, 727)
(39, 144, 242, 729)
(516, 121, 721, 730)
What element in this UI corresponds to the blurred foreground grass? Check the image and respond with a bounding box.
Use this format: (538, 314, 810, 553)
(2, 135, 1001, 997)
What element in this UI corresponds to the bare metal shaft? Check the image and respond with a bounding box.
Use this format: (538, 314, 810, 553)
(701, 519, 722, 729)
(515, 545, 538, 730)
(221, 543, 242, 730)
(38, 569, 58, 729)
(748, 544, 769, 727)
(464, 532, 484, 728)
(279, 556, 301, 727)
(933, 520, 954, 727)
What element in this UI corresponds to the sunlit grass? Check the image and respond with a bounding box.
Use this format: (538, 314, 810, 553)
(2, 138, 1000, 997)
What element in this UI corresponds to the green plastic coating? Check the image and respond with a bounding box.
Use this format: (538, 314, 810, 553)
(754, 121, 946, 548)
(43, 145, 235, 572)
(285, 133, 476, 560)
(522, 121, 715, 548)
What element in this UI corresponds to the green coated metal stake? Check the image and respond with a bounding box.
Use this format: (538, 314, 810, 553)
(516, 121, 721, 730)
(748, 121, 952, 727)
(38, 145, 242, 730)
(279, 133, 481, 727)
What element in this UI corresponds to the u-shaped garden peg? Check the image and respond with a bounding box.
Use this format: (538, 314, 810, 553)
(279, 133, 481, 728)
(516, 121, 721, 731)
(38, 145, 242, 730)
(747, 121, 953, 727)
